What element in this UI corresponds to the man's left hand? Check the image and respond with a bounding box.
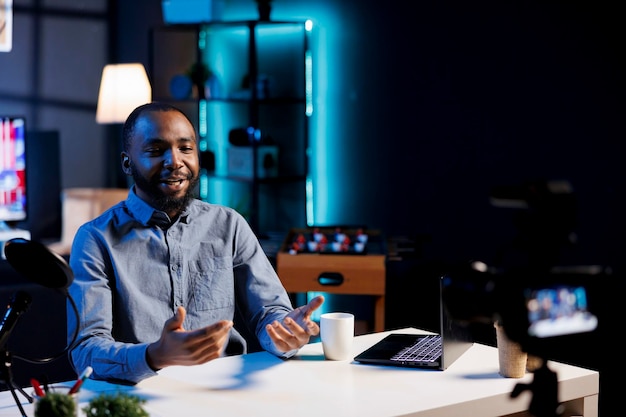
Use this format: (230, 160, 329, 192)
(266, 295, 325, 352)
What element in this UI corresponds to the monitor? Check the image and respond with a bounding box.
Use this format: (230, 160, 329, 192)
(0, 116, 27, 227)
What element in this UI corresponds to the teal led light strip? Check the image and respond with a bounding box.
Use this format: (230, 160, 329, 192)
(305, 20, 313, 117)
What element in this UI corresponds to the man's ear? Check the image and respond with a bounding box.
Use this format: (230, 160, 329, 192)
(121, 153, 131, 175)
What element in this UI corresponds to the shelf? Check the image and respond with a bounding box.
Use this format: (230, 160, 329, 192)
(150, 20, 310, 234)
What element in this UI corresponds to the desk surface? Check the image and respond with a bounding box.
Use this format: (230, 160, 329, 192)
(0, 328, 599, 417)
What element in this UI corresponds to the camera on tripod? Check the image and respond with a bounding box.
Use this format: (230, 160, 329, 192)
(440, 179, 606, 417)
(441, 262, 603, 360)
(441, 179, 604, 360)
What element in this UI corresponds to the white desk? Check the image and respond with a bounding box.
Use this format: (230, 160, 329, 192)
(0, 328, 598, 417)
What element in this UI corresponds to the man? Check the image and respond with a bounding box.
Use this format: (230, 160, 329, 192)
(67, 102, 324, 384)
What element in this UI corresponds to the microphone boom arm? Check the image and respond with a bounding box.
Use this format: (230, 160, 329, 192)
(0, 292, 34, 417)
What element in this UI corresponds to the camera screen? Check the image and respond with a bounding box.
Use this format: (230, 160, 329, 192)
(525, 286, 598, 338)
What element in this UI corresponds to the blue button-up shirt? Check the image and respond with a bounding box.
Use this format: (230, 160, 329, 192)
(67, 187, 295, 384)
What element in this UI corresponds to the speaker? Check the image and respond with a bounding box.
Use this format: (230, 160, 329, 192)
(18, 130, 62, 242)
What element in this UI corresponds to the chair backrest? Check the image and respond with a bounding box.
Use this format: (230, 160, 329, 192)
(46, 188, 128, 256)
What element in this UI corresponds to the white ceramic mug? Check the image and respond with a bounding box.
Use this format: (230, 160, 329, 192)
(320, 312, 355, 360)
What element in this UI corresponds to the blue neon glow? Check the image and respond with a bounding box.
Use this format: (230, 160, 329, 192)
(305, 51, 313, 117)
(202, 3, 339, 227)
(198, 99, 207, 142)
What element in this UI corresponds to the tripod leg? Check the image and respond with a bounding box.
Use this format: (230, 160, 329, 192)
(8, 385, 28, 417)
(2, 350, 32, 416)
(512, 360, 560, 417)
(17, 382, 34, 402)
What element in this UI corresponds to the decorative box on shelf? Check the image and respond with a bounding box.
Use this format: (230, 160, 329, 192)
(276, 227, 387, 332)
(227, 145, 278, 179)
(161, 0, 223, 24)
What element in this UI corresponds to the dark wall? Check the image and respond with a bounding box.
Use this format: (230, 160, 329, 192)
(333, 1, 624, 270)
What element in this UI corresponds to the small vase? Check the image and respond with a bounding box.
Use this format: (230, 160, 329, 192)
(205, 74, 221, 99)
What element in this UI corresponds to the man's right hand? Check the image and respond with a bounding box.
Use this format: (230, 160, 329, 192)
(146, 306, 233, 371)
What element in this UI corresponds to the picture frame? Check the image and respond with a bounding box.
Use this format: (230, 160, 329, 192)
(0, 0, 12, 52)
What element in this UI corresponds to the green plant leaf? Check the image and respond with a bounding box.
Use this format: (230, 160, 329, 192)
(34, 392, 76, 417)
(82, 392, 149, 417)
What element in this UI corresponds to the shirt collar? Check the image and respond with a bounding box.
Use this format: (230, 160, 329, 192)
(126, 186, 192, 227)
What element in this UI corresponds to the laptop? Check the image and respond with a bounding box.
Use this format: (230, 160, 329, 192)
(354, 275, 473, 370)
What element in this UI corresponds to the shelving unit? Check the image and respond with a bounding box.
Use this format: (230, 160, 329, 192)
(149, 20, 311, 236)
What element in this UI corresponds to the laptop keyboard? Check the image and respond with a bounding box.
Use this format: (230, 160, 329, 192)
(391, 335, 442, 362)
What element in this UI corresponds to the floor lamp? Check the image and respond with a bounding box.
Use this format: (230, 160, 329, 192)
(96, 63, 152, 187)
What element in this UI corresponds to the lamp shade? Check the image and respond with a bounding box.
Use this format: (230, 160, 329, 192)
(96, 63, 152, 124)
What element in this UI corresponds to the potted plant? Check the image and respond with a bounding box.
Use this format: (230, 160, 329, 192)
(186, 61, 213, 100)
(34, 392, 77, 417)
(82, 392, 149, 417)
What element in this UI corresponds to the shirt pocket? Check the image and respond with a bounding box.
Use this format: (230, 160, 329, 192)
(188, 255, 234, 311)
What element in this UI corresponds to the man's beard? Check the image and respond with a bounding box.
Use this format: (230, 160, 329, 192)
(130, 163, 199, 216)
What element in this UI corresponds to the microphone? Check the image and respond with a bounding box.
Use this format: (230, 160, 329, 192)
(0, 291, 32, 350)
(3, 238, 74, 289)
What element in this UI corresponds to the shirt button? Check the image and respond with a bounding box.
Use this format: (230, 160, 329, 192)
(171, 265, 178, 271)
